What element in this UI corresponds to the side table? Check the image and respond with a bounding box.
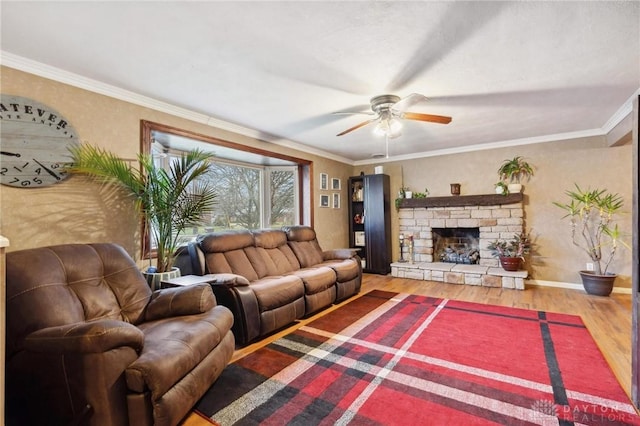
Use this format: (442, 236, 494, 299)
(160, 274, 217, 289)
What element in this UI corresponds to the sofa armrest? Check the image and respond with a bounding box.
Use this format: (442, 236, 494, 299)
(323, 248, 359, 261)
(24, 320, 144, 354)
(208, 273, 251, 288)
(145, 283, 216, 321)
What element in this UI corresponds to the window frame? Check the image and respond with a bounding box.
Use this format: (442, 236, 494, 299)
(140, 120, 313, 258)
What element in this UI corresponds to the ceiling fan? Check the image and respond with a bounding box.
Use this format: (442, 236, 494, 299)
(335, 93, 452, 138)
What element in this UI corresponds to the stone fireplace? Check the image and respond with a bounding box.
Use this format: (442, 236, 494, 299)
(392, 193, 527, 289)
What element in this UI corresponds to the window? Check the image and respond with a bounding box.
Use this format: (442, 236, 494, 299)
(142, 121, 311, 253)
(196, 160, 298, 233)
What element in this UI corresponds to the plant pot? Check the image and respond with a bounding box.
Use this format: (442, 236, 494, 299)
(495, 185, 507, 195)
(499, 256, 522, 271)
(405, 191, 413, 199)
(579, 271, 616, 296)
(142, 267, 181, 291)
(507, 183, 522, 193)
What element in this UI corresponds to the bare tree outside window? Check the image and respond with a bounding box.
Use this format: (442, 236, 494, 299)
(207, 163, 261, 230)
(269, 169, 295, 227)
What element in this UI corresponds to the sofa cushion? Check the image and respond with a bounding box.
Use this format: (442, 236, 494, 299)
(322, 258, 360, 282)
(126, 306, 233, 399)
(249, 275, 304, 312)
(289, 267, 336, 295)
(283, 226, 325, 268)
(252, 229, 287, 249)
(252, 229, 300, 274)
(286, 240, 324, 268)
(198, 230, 254, 252)
(198, 231, 261, 281)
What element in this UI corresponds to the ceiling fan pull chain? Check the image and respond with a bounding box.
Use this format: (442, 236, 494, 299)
(385, 133, 390, 159)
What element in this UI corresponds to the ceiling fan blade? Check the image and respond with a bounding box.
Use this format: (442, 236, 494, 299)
(332, 104, 375, 116)
(403, 112, 452, 124)
(391, 93, 429, 113)
(332, 111, 375, 116)
(336, 119, 376, 136)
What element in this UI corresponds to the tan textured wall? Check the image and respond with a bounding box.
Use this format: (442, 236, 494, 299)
(0, 66, 351, 259)
(357, 137, 633, 288)
(1, 67, 632, 287)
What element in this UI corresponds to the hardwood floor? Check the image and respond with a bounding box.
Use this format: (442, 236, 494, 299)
(232, 274, 635, 399)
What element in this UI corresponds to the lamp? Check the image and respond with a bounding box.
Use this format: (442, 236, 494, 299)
(373, 110, 402, 138)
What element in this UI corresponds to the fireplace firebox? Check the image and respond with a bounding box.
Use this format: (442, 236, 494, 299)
(432, 227, 480, 264)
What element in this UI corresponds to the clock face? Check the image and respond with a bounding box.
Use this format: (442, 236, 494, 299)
(1, 95, 79, 188)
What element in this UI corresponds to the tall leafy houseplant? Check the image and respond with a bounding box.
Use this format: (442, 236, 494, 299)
(68, 144, 217, 273)
(553, 184, 625, 295)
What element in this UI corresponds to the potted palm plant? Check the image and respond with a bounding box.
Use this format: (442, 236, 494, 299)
(487, 232, 531, 271)
(553, 184, 626, 296)
(68, 144, 217, 289)
(497, 156, 534, 193)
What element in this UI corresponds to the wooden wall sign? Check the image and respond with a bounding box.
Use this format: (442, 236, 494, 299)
(0, 95, 79, 188)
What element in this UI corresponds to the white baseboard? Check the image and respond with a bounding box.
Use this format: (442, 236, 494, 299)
(526, 279, 632, 294)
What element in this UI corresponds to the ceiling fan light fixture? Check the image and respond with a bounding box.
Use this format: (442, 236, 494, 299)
(373, 116, 402, 138)
(335, 93, 450, 138)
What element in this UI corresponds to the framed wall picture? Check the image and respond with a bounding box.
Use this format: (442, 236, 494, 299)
(319, 194, 330, 207)
(332, 192, 340, 209)
(331, 178, 341, 190)
(320, 173, 328, 190)
(355, 231, 365, 246)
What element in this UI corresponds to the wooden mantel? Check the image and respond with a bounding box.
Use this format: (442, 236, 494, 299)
(398, 193, 523, 209)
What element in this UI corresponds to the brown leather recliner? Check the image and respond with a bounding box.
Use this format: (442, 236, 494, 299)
(5, 243, 235, 426)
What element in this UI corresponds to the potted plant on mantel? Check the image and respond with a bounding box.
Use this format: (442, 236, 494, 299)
(553, 184, 626, 296)
(494, 181, 509, 195)
(68, 144, 217, 289)
(497, 156, 534, 193)
(487, 232, 531, 271)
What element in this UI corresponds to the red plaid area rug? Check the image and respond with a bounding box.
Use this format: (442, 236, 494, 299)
(194, 290, 640, 425)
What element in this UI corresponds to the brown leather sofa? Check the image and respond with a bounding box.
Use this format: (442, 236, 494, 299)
(189, 225, 362, 345)
(5, 243, 235, 426)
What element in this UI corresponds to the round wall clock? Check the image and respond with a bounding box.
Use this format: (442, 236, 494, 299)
(1, 95, 79, 188)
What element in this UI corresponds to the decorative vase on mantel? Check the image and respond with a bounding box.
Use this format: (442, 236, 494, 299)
(499, 256, 522, 271)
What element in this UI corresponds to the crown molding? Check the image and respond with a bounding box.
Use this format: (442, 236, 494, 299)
(601, 87, 639, 134)
(354, 128, 604, 166)
(0, 51, 353, 165)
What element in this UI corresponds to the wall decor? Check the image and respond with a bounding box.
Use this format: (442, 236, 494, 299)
(332, 192, 340, 209)
(1, 94, 79, 187)
(320, 173, 328, 190)
(319, 194, 330, 207)
(331, 177, 341, 190)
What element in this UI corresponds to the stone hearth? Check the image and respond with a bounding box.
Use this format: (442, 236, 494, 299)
(391, 262, 527, 289)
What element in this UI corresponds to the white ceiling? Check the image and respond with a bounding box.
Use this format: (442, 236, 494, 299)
(1, 1, 639, 164)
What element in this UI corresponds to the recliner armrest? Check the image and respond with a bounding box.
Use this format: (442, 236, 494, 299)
(209, 273, 251, 288)
(24, 320, 144, 354)
(145, 283, 216, 321)
(323, 248, 359, 261)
